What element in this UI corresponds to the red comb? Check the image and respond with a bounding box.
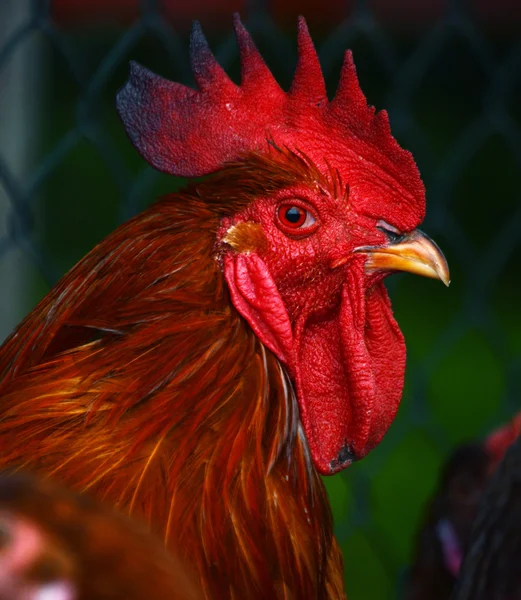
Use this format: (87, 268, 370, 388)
(116, 14, 423, 208)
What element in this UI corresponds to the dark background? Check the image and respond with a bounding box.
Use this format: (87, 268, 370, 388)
(0, 0, 520, 597)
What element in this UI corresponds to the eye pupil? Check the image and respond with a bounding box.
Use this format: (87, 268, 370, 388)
(285, 207, 303, 223)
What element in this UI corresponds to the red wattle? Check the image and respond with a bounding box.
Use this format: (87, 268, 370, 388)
(223, 253, 294, 365)
(294, 261, 404, 474)
(225, 251, 406, 475)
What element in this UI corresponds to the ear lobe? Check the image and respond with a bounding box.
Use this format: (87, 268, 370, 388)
(223, 253, 294, 366)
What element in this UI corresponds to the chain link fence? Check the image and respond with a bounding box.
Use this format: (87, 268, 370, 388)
(0, 0, 520, 597)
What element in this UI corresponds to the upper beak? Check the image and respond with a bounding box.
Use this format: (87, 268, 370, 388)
(355, 229, 450, 286)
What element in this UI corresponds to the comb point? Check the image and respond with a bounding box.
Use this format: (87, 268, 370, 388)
(233, 14, 280, 91)
(291, 16, 327, 105)
(190, 21, 231, 91)
(373, 109, 392, 137)
(331, 49, 370, 123)
(128, 61, 154, 86)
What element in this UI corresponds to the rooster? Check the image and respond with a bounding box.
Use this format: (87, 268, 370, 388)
(0, 16, 448, 599)
(406, 413, 521, 599)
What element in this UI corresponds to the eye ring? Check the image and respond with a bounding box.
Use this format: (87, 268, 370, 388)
(276, 202, 318, 237)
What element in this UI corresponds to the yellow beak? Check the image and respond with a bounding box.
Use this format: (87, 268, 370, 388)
(355, 229, 450, 286)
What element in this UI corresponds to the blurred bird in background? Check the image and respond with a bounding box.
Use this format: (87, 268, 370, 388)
(454, 431, 521, 600)
(405, 442, 491, 600)
(406, 411, 521, 599)
(0, 470, 201, 600)
(0, 15, 448, 599)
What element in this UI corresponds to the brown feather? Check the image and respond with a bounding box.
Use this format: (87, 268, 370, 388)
(0, 150, 345, 598)
(0, 471, 202, 600)
(222, 222, 267, 253)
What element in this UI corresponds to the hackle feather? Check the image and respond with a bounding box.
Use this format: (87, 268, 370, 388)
(0, 151, 345, 599)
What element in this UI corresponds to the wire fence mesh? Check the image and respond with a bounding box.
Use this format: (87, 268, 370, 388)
(0, 0, 520, 597)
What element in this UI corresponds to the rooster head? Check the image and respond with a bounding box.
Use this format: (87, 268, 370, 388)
(116, 16, 449, 475)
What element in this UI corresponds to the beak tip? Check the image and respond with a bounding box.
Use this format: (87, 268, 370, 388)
(438, 270, 450, 287)
(436, 263, 450, 288)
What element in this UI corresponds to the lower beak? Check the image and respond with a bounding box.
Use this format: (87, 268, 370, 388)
(355, 229, 450, 286)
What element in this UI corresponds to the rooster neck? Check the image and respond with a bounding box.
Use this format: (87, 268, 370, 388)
(163, 315, 345, 600)
(0, 196, 345, 599)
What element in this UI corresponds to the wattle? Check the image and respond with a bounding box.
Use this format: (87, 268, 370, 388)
(293, 261, 405, 474)
(223, 251, 406, 475)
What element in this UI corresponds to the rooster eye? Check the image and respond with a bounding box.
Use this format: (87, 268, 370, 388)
(277, 204, 317, 232)
(376, 220, 405, 244)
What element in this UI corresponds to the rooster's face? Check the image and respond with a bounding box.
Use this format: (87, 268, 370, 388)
(220, 149, 448, 474)
(117, 16, 449, 474)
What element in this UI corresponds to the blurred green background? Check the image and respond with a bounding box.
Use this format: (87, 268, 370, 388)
(1, 1, 520, 598)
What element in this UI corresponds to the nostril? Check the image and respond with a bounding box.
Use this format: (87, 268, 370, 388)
(329, 444, 357, 472)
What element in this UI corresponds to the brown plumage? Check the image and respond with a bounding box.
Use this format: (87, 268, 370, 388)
(0, 154, 344, 599)
(0, 470, 201, 600)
